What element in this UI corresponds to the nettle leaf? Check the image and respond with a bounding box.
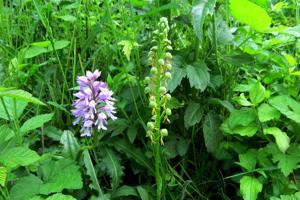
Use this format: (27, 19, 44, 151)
(60, 130, 80, 160)
(186, 62, 210, 91)
(10, 175, 43, 200)
(264, 127, 290, 153)
(167, 66, 186, 92)
(203, 112, 223, 155)
(230, 0, 271, 32)
(269, 95, 300, 124)
(0, 166, 7, 187)
(46, 193, 76, 200)
(258, 103, 280, 122)
(184, 101, 203, 128)
(0, 89, 45, 105)
(0, 147, 40, 168)
(0, 97, 28, 120)
(238, 149, 257, 172)
(249, 82, 266, 105)
(191, 0, 217, 40)
(273, 153, 298, 177)
(240, 176, 262, 200)
(20, 113, 53, 133)
(39, 159, 83, 195)
(100, 147, 124, 191)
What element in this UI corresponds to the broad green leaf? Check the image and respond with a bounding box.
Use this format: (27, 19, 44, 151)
(233, 93, 253, 106)
(230, 125, 258, 137)
(273, 153, 298, 177)
(0, 166, 7, 187)
(39, 159, 83, 195)
(230, 0, 271, 32)
(0, 89, 45, 105)
(249, 82, 266, 105)
(191, 0, 217, 40)
(112, 185, 138, 198)
(10, 175, 43, 200)
(100, 148, 124, 191)
(0, 97, 28, 120)
(58, 15, 77, 22)
(264, 127, 290, 153)
(240, 176, 262, 200)
(203, 112, 223, 155)
(269, 95, 300, 124)
(20, 113, 53, 133)
(83, 150, 104, 195)
(176, 139, 190, 156)
(284, 25, 300, 37)
(258, 103, 280, 122)
(127, 126, 138, 144)
(250, 0, 270, 9)
(186, 62, 210, 91)
(25, 46, 48, 58)
(184, 101, 203, 128)
(238, 150, 257, 171)
(46, 193, 76, 200)
(0, 125, 14, 143)
(49, 40, 70, 51)
(60, 130, 80, 160)
(167, 66, 186, 92)
(0, 147, 40, 168)
(137, 186, 150, 200)
(227, 108, 256, 129)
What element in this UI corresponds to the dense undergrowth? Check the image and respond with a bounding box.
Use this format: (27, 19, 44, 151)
(0, 0, 299, 199)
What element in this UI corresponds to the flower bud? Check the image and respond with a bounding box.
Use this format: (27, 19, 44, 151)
(166, 108, 172, 115)
(150, 96, 156, 102)
(149, 101, 157, 108)
(165, 52, 172, 59)
(160, 129, 168, 137)
(147, 122, 155, 130)
(145, 76, 150, 83)
(158, 59, 164, 66)
(159, 87, 167, 94)
(150, 67, 158, 74)
(145, 87, 150, 93)
(165, 72, 172, 79)
(166, 46, 173, 51)
(153, 30, 159, 35)
(165, 93, 171, 100)
(151, 46, 158, 51)
(166, 64, 172, 70)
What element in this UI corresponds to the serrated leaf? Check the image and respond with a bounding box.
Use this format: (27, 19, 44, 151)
(118, 40, 138, 61)
(184, 101, 203, 128)
(0, 89, 45, 105)
(60, 130, 80, 160)
(239, 150, 257, 171)
(191, 0, 217, 40)
(167, 66, 186, 92)
(20, 113, 53, 133)
(46, 193, 76, 200)
(0, 167, 7, 187)
(39, 159, 83, 195)
(10, 175, 43, 200)
(230, 0, 271, 32)
(186, 62, 210, 91)
(249, 82, 266, 105)
(100, 147, 124, 191)
(227, 108, 256, 129)
(273, 153, 298, 177)
(258, 103, 280, 122)
(203, 112, 223, 155)
(0, 147, 40, 168)
(240, 176, 262, 200)
(264, 127, 290, 153)
(269, 95, 300, 124)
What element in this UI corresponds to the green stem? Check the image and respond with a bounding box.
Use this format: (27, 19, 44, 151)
(154, 142, 162, 200)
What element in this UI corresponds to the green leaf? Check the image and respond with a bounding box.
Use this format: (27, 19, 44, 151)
(127, 126, 138, 144)
(238, 150, 257, 171)
(0, 147, 40, 168)
(203, 112, 223, 155)
(0, 97, 28, 120)
(46, 193, 76, 200)
(100, 147, 124, 191)
(186, 62, 210, 91)
(273, 153, 298, 177)
(240, 176, 262, 200)
(0, 125, 14, 144)
(112, 185, 138, 198)
(233, 93, 253, 106)
(58, 15, 77, 22)
(39, 159, 83, 195)
(264, 127, 290, 153)
(258, 103, 280, 122)
(167, 66, 186, 92)
(83, 150, 104, 195)
(284, 25, 300, 37)
(230, 0, 271, 32)
(184, 101, 203, 128)
(249, 82, 266, 105)
(227, 108, 256, 129)
(60, 131, 80, 160)
(118, 40, 138, 61)
(191, 0, 217, 40)
(269, 95, 300, 124)
(176, 139, 190, 156)
(0, 89, 45, 105)
(25, 46, 48, 58)
(20, 113, 53, 133)
(10, 175, 43, 200)
(0, 166, 7, 187)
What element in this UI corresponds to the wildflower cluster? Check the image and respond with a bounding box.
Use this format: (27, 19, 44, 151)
(72, 70, 117, 137)
(145, 17, 173, 145)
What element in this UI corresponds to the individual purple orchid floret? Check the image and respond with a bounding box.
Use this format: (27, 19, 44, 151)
(71, 70, 117, 137)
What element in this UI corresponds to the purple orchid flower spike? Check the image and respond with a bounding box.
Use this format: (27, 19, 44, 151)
(71, 70, 117, 137)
